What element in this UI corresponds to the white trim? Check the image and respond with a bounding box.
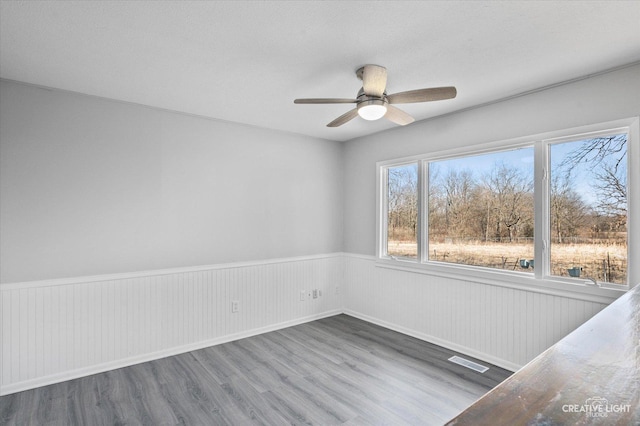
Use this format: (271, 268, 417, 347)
(375, 258, 622, 304)
(343, 253, 621, 304)
(376, 159, 421, 260)
(375, 164, 386, 259)
(343, 252, 375, 261)
(420, 160, 429, 263)
(1, 251, 620, 396)
(625, 117, 640, 287)
(416, 160, 424, 262)
(377, 118, 636, 184)
(343, 309, 521, 372)
(542, 125, 631, 145)
(534, 138, 548, 279)
(376, 117, 638, 293)
(0, 309, 341, 396)
(541, 123, 635, 286)
(0, 252, 343, 290)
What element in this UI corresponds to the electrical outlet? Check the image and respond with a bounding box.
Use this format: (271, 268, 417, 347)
(318, 290, 322, 297)
(231, 300, 239, 313)
(300, 290, 305, 301)
(335, 286, 340, 295)
(313, 289, 318, 299)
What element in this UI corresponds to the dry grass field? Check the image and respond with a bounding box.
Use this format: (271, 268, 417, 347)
(388, 240, 627, 284)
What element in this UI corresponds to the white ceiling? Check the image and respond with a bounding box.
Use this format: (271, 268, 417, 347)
(1, 1, 639, 142)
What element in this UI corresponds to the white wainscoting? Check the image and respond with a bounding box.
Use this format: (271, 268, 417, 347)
(1, 252, 616, 396)
(343, 254, 610, 372)
(0, 254, 344, 396)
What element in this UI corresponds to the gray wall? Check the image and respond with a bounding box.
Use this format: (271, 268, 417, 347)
(0, 80, 344, 283)
(2, 63, 639, 283)
(342, 63, 640, 256)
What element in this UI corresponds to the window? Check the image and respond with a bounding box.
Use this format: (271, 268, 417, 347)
(428, 147, 534, 273)
(385, 163, 418, 259)
(378, 118, 637, 290)
(548, 132, 628, 284)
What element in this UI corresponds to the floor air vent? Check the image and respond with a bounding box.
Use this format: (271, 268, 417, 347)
(448, 355, 489, 373)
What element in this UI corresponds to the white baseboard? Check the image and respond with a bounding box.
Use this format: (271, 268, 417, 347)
(1, 309, 341, 396)
(343, 309, 521, 373)
(2, 306, 519, 396)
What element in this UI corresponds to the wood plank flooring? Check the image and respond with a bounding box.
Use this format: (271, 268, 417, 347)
(0, 314, 512, 425)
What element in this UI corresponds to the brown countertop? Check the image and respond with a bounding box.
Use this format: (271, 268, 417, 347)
(447, 285, 640, 425)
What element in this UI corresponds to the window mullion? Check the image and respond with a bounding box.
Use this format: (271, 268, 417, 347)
(376, 166, 388, 258)
(419, 160, 428, 263)
(628, 119, 639, 287)
(534, 141, 548, 279)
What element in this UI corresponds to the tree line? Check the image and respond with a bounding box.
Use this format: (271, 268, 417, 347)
(388, 135, 627, 244)
(428, 162, 534, 243)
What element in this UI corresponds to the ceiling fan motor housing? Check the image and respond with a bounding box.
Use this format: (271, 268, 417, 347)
(294, 63, 455, 127)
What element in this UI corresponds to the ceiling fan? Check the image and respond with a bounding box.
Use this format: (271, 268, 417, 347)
(294, 64, 457, 127)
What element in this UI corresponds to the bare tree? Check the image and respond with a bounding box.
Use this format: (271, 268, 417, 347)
(388, 165, 418, 241)
(558, 134, 626, 176)
(442, 169, 475, 238)
(553, 132, 628, 242)
(592, 161, 627, 218)
(550, 174, 589, 243)
(558, 134, 627, 218)
(482, 162, 533, 242)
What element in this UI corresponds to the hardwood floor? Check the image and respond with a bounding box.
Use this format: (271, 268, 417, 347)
(0, 314, 512, 425)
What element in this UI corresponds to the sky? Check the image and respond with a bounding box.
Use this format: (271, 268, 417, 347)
(424, 134, 627, 208)
(430, 146, 533, 180)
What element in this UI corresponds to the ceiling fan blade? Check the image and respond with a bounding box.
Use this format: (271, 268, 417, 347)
(294, 98, 357, 104)
(387, 86, 457, 104)
(384, 105, 415, 126)
(327, 108, 359, 127)
(362, 65, 387, 98)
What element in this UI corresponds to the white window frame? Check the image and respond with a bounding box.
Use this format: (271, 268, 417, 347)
(377, 160, 423, 261)
(376, 117, 639, 302)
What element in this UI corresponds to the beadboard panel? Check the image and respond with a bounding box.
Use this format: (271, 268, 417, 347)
(0, 254, 344, 396)
(343, 255, 609, 372)
(0, 252, 614, 396)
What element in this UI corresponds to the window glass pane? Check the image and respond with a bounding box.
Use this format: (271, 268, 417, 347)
(549, 133, 627, 284)
(428, 147, 534, 271)
(387, 163, 418, 259)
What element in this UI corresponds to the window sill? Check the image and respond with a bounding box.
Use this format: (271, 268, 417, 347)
(375, 257, 626, 304)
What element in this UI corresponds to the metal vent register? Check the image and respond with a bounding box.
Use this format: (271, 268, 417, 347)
(448, 355, 489, 373)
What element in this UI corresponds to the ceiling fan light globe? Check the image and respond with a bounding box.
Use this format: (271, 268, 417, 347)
(357, 102, 387, 121)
